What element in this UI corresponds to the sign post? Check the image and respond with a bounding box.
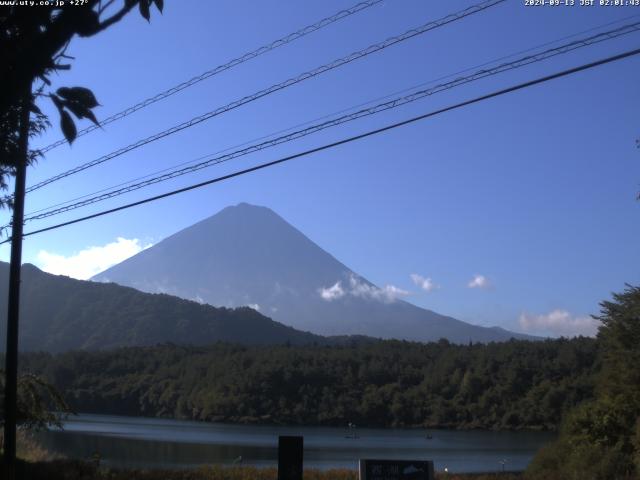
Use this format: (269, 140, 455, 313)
(359, 459, 435, 480)
(278, 435, 303, 480)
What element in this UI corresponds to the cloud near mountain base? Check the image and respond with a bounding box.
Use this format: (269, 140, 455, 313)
(519, 309, 599, 337)
(36, 237, 152, 280)
(320, 281, 345, 300)
(319, 274, 408, 303)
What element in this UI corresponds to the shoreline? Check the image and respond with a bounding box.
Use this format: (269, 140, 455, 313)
(61, 410, 559, 433)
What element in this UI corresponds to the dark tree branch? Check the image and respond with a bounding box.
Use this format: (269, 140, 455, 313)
(91, 1, 138, 34)
(0, 0, 157, 208)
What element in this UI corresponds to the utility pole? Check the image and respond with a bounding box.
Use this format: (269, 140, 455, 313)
(3, 87, 31, 479)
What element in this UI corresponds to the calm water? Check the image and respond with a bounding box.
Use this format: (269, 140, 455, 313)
(35, 413, 554, 473)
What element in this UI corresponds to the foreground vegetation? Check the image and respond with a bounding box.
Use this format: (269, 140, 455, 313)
(5, 457, 523, 480)
(19, 336, 598, 431)
(5, 287, 638, 478)
(526, 285, 640, 479)
(6, 432, 523, 480)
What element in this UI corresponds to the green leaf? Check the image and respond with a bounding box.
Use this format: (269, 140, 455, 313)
(139, 0, 150, 21)
(60, 110, 77, 144)
(56, 86, 99, 109)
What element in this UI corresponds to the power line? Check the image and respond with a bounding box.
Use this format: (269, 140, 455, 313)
(28, 0, 503, 192)
(24, 12, 640, 218)
(37, 0, 385, 154)
(24, 0, 505, 194)
(21, 20, 640, 223)
(5, 46, 639, 245)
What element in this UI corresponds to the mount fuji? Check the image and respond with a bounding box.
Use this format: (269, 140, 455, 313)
(93, 203, 532, 343)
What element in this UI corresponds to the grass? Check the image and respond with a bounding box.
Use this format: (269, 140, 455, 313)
(15, 430, 61, 463)
(7, 458, 525, 480)
(5, 434, 524, 480)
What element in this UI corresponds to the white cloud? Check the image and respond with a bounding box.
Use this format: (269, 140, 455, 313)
(378, 284, 410, 302)
(319, 275, 408, 303)
(468, 274, 491, 289)
(349, 275, 409, 302)
(36, 237, 151, 280)
(519, 309, 599, 337)
(247, 303, 260, 311)
(410, 273, 439, 292)
(319, 281, 345, 301)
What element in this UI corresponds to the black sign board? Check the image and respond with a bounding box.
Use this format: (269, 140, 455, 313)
(278, 435, 303, 480)
(359, 459, 434, 480)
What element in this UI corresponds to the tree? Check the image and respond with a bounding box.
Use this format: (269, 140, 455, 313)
(0, 0, 164, 206)
(594, 285, 640, 408)
(0, 370, 71, 433)
(527, 285, 640, 479)
(1, 2, 163, 475)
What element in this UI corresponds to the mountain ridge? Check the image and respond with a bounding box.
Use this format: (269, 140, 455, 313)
(93, 202, 535, 343)
(0, 261, 333, 352)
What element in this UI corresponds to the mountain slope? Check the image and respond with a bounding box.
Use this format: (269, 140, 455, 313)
(0, 262, 325, 352)
(93, 203, 532, 343)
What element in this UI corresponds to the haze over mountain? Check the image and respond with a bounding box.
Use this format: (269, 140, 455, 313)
(0, 262, 326, 352)
(93, 203, 532, 343)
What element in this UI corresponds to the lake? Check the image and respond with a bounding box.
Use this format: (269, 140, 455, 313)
(34, 413, 554, 473)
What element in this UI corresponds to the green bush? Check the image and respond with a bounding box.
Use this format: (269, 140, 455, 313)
(527, 285, 640, 480)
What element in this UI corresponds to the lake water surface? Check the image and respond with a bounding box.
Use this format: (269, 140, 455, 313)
(35, 413, 554, 473)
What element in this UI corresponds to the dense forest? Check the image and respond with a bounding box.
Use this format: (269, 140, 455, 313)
(20, 337, 598, 431)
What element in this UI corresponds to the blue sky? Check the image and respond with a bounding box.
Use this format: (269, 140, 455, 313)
(2, 0, 639, 336)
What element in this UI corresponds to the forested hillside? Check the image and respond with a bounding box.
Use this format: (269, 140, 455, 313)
(21, 337, 598, 430)
(0, 262, 325, 351)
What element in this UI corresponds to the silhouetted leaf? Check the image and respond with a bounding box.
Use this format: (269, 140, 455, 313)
(139, 0, 150, 21)
(60, 111, 77, 144)
(29, 103, 42, 115)
(83, 109, 100, 127)
(75, 9, 100, 37)
(56, 87, 99, 108)
(50, 94, 64, 113)
(63, 100, 87, 120)
(59, 95, 100, 127)
(153, 0, 164, 13)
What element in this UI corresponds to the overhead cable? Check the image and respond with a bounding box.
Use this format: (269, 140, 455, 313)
(4, 45, 638, 244)
(38, 0, 385, 154)
(21, 21, 640, 223)
(24, 0, 505, 194)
